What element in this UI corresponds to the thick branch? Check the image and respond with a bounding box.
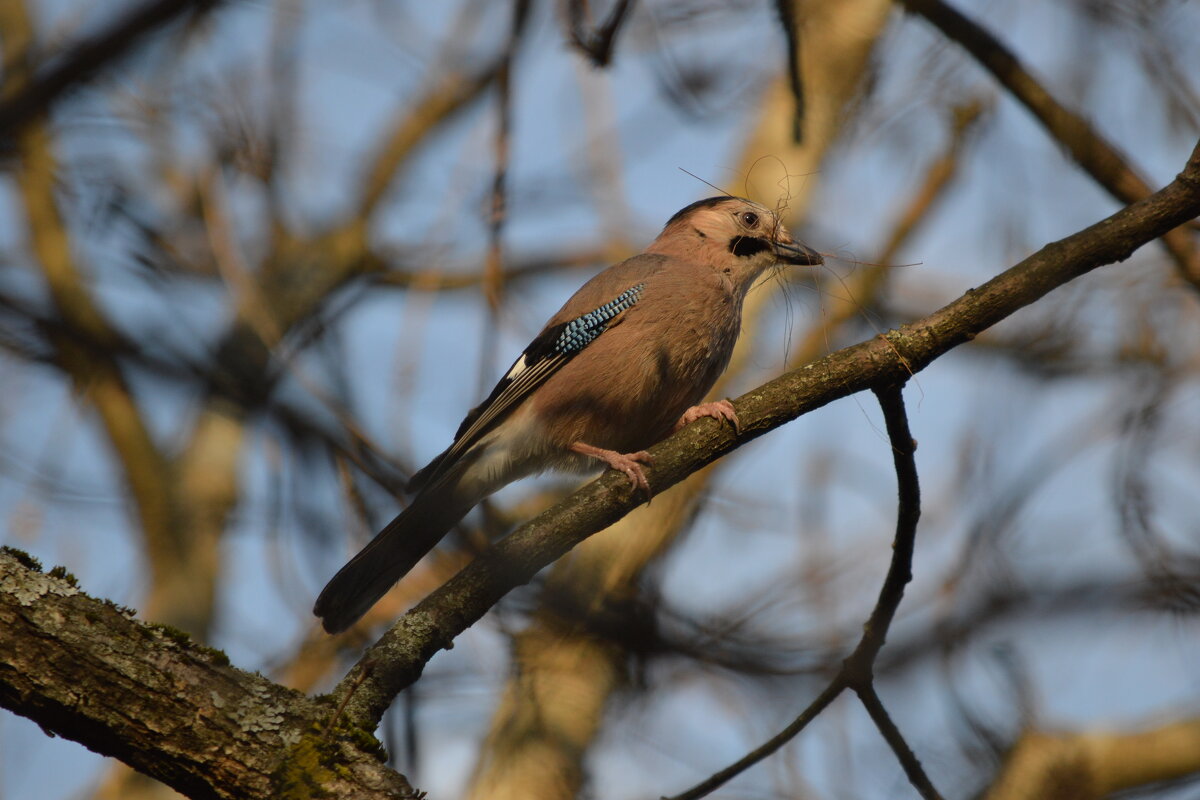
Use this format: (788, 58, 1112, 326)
(332, 139, 1200, 731)
(0, 549, 420, 799)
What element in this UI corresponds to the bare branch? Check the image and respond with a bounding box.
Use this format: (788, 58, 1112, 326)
(358, 64, 501, 219)
(329, 140, 1200, 731)
(0, 549, 421, 799)
(665, 679, 845, 800)
(0, 0, 225, 137)
(481, 0, 532, 311)
(773, 0, 806, 142)
(665, 381, 937, 799)
(857, 683, 942, 800)
(986, 720, 1200, 800)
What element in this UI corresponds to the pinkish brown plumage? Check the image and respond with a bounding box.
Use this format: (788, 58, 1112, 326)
(314, 197, 822, 633)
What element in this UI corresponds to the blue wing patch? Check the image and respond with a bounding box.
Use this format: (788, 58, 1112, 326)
(554, 284, 644, 354)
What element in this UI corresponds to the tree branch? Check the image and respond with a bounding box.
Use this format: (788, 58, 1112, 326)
(565, 0, 636, 67)
(665, 383, 936, 800)
(0, 549, 421, 799)
(773, 0, 806, 142)
(0, 0, 225, 138)
(857, 683, 942, 799)
(331, 138, 1200, 732)
(986, 719, 1200, 800)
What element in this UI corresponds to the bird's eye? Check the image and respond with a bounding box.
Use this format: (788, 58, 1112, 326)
(741, 211, 759, 228)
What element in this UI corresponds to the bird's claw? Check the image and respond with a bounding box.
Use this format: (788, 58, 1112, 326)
(570, 442, 654, 499)
(674, 399, 741, 435)
(608, 450, 654, 496)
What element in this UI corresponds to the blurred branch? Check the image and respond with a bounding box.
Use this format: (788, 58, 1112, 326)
(0, 0, 225, 138)
(986, 720, 1200, 800)
(481, 0, 531, 312)
(739, 0, 892, 215)
(358, 63, 501, 218)
(465, 477, 707, 800)
(564, 0, 636, 67)
(0, 549, 422, 799)
(881, 563, 1200, 674)
(571, 46, 636, 255)
(773, 0, 806, 142)
(899, 0, 1200, 291)
(329, 138, 1200, 731)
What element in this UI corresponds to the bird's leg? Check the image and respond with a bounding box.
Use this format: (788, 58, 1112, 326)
(569, 441, 654, 495)
(674, 398, 741, 434)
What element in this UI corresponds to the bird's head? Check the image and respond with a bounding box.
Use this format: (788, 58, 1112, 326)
(650, 196, 823, 291)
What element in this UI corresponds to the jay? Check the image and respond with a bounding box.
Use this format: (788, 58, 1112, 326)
(314, 196, 823, 633)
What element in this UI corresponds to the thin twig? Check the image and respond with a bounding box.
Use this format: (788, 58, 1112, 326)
(857, 682, 943, 800)
(846, 384, 921, 672)
(358, 64, 502, 218)
(790, 98, 986, 368)
(662, 677, 846, 800)
(482, 0, 531, 312)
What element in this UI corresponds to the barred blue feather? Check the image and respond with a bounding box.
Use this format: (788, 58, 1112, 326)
(555, 284, 644, 354)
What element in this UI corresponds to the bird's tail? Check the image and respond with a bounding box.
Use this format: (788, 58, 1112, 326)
(313, 475, 477, 634)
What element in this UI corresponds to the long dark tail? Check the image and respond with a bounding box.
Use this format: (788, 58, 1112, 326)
(313, 477, 476, 634)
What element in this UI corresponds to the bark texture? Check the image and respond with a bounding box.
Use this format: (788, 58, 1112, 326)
(0, 549, 420, 800)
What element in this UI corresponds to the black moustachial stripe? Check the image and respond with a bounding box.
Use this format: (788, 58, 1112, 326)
(729, 235, 770, 257)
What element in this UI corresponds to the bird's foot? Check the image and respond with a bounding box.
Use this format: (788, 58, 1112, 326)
(570, 442, 654, 497)
(674, 399, 741, 434)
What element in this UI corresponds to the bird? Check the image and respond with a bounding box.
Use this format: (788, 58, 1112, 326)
(314, 196, 823, 633)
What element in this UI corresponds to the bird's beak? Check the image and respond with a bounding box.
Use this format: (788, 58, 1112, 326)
(773, 239, 824, 266)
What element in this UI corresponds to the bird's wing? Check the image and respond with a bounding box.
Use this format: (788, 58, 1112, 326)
(407, 280, 648, 493)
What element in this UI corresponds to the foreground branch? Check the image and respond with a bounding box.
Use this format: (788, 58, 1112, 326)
(0, 549, 420, 799)
(333, 140, 1200, 731)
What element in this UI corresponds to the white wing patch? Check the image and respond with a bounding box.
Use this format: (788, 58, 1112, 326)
(504, 354, 529, 381)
